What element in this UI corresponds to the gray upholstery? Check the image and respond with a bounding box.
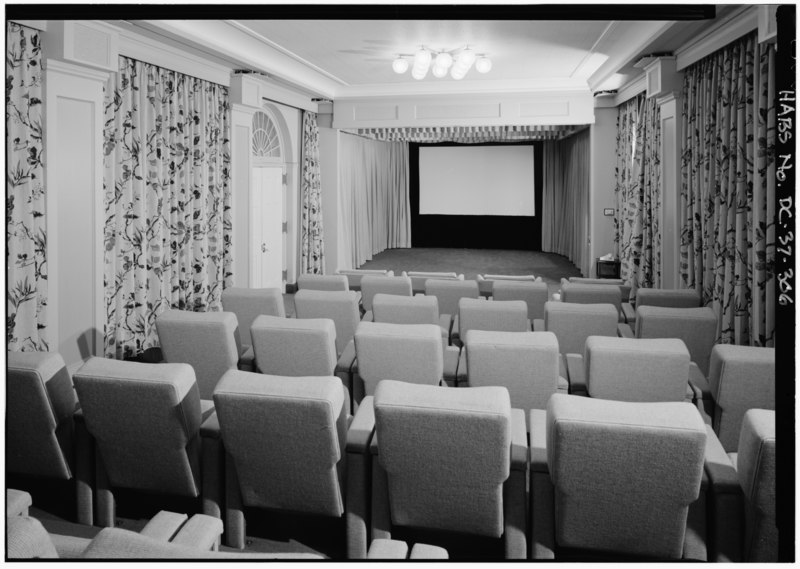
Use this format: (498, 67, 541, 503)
(360, 275, 413, 312)
(372, 293, 440, 326)
(221, 287, 285, 346)
(6, 516, 59, 558)
(544, 301, 618, 355)
(425, 278, 480, 316)
(567, 277, 632, 303)
(465, 330, 560, 419)
(736, 409, 776, 561)
(707, 345, 775, 452)
(370, 380, 527, 557)
(542, 394, 707, 559)
(354, 322, 443, 396)
(297, 273, 350, 291)
(401, 270, 463, 294)
(477, 273, 539, 296)
(293, 289, 360, 355)
(73, 357, 203, 499)
(250, 314, 337, 376)
(7, 351, 76, 480)
(337, 268, 394, 290)
(458, 297, 529, 338)
(156, 310, 241, 400)
(584, 336, 690, 402)
(7, 489, 33, 517)
(635, 288, 702, 309)
(635, 306, 718, 376)
(492, 280, 549, 320)
(561, 281, 624, 322)
(213, 371, 348, 548)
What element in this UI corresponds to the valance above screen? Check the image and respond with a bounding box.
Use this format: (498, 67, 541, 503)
(350, 124, 585, 143)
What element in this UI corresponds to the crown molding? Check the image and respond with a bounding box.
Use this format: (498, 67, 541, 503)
(44, 58, 110, 83)
(613, 75, 647, 106)
(676, 6, 758, 70)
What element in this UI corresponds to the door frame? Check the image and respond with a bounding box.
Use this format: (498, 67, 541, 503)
(249, 164, 287, 290)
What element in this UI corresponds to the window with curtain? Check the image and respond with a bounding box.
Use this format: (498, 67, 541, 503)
(300, 111, 325, 274)
(614, 92, 662, 299)
(7, 22, 48, 352)
(542, 129, 590, 271)
(680, 32, 775, 346)
(103, 56, 233, 359)
(338, 133, 411, 268)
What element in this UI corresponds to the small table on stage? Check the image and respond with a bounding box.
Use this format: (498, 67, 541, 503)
(595, 258, 621, 279)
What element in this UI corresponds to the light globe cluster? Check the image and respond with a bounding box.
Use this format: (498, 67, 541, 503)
(393, 46, 492, 80)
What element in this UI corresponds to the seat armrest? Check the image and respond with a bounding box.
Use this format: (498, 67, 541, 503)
(237, 345, 254, 371)
(565, 353, 586, 395)
(7, 490, 33, 517)
(621, 302, 636, 324)
(617, 322, 634, 338)
(532, 318, 545, 331)
(336, 339, 357, 373)
(170, 514, 224, 551)
(703, 425, 744, 561)
(510, 408, 528, 471)
(361, 310, 374, 322)
(455, 347, 468, 385)
(347, 396, 375, 453)
(443, 346, 461, 386)
(411, 543, 448, 559)
(688, 363, 712, 398)
(703, 426, 740, 493)
(367, 539, 408, 559)
(140, 511, 189, 542)
(438, 313, 453, 341)
(529, 409, 548, 473)
(200, 411, 221, 439)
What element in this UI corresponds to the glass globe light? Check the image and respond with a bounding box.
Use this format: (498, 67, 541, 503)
(431, 64, 448, 78)
(435, 51, 453, 69)
(475, 57, 492, 73)
(392, 57, 409, 74)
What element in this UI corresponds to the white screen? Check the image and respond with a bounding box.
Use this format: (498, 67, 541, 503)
(419, 145, 535, 216)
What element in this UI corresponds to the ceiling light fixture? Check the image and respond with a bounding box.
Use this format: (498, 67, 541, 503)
(393, 46, 491, 80)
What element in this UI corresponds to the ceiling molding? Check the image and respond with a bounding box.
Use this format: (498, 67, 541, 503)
(614, 76, 647, 106)
(675, 6, 757, 70)
(336, 77, 591, 100)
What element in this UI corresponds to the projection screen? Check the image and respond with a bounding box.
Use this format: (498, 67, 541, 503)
(418, 145, 535, 216)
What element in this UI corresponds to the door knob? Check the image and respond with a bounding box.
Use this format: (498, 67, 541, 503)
(261, 243, 267, 253)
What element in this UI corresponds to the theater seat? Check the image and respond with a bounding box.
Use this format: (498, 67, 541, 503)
(491, 279, 549, 327)
(297, 273, 350, 291)
(221, 287, 286, 357)
(336, 268, 394, 291)
(360, 275, 413, 321)
(73, 358, 222, 527)
(477, 273, 539, 297)
(401, 270, 463, 294)
(352, 380, 528, 558)
(530, 394, 708, 560)
(621, 287, 702, 324)
(560, 281, 627, 323)
(424, 278, 480, 343)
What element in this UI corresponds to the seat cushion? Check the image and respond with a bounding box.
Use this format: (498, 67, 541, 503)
(635, 306, 717, 376)
(458, 298, 529, 337)
(293, 289, 361, 355)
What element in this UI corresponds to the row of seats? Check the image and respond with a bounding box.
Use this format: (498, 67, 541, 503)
(7, 349, 775, 560)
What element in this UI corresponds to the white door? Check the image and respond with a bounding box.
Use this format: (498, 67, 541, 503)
(250, 167, 284, 289)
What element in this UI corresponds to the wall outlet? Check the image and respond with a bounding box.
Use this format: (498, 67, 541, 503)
(603, 208, 615, 216)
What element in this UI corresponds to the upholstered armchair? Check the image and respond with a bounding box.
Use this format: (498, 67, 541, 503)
(156, 309, 247, 399)
(571, 336, 693, 401)
(707, 345, 775, 451)
(211, 371, 368, 557)
(491, 279, 549, 328)
(350, 380, 528, 558)
(560, 281, 627, 323)
(353, 321, 445, 397)
(566, 276, 632, 305)
(7, 351, 92, 524)
(424, 278, 480, 341)
(476, 273, 539, 297)
(463, 330, 566, 430)
(400, 270, 463, 294)
(297, 273, 350, 291)
(336, 268, 394, 291)
(371, 292, 449, 345)
(72, 358, 221, 527)
(621, 287, 702, 324)
(360, 275, 413, 321)
(530, 394, 708, 560)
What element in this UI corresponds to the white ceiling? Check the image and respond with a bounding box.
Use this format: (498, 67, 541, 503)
(126, 6, 737, 100)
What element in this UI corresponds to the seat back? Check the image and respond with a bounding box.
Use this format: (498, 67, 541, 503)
(634, 288, 702, 309)
(708, 345, 775, 452)
(465, 330, 559, 413)
(292, 289, 360, 355)
(73, 358, 202, 496)
(360, 275, 413, 312)
(372, 293, 439, 325)
(561, 282, 622, 318)
(584, 336, 690, 402)
(737, 409, 776, 562)
(354, 322, 443, 396)
(337, 268, 394, 290)
(546, 394, 706, 559)
(635, 306, 718, 376)
(374, 380, 511, 537)
(156, 310, 240, 400)
(491, 280, 549, 320)
(7, 351, 76, 479)
(544, 301, 618, 355)
(458, 298, 528, 338)
(214, 371, 346, 517)
(567, 277, 632, 303)
(401, 271, 463, 294)
(250, 315, 337, 376)
(221, 288, 285, 343)
(477, 274, 538, 296)
(425, 279, 480, 316)
(297, 274, 349, 292)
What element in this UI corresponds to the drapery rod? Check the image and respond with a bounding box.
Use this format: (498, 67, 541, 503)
(260, 95, 325, 114)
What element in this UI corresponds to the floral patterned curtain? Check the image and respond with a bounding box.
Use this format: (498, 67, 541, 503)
(7, 22, 47, 351)
(614, 93, 662, 300)
(680, 32, 776, 346)
(103, 57, 233, 359)
(300, 111, 325, 274)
